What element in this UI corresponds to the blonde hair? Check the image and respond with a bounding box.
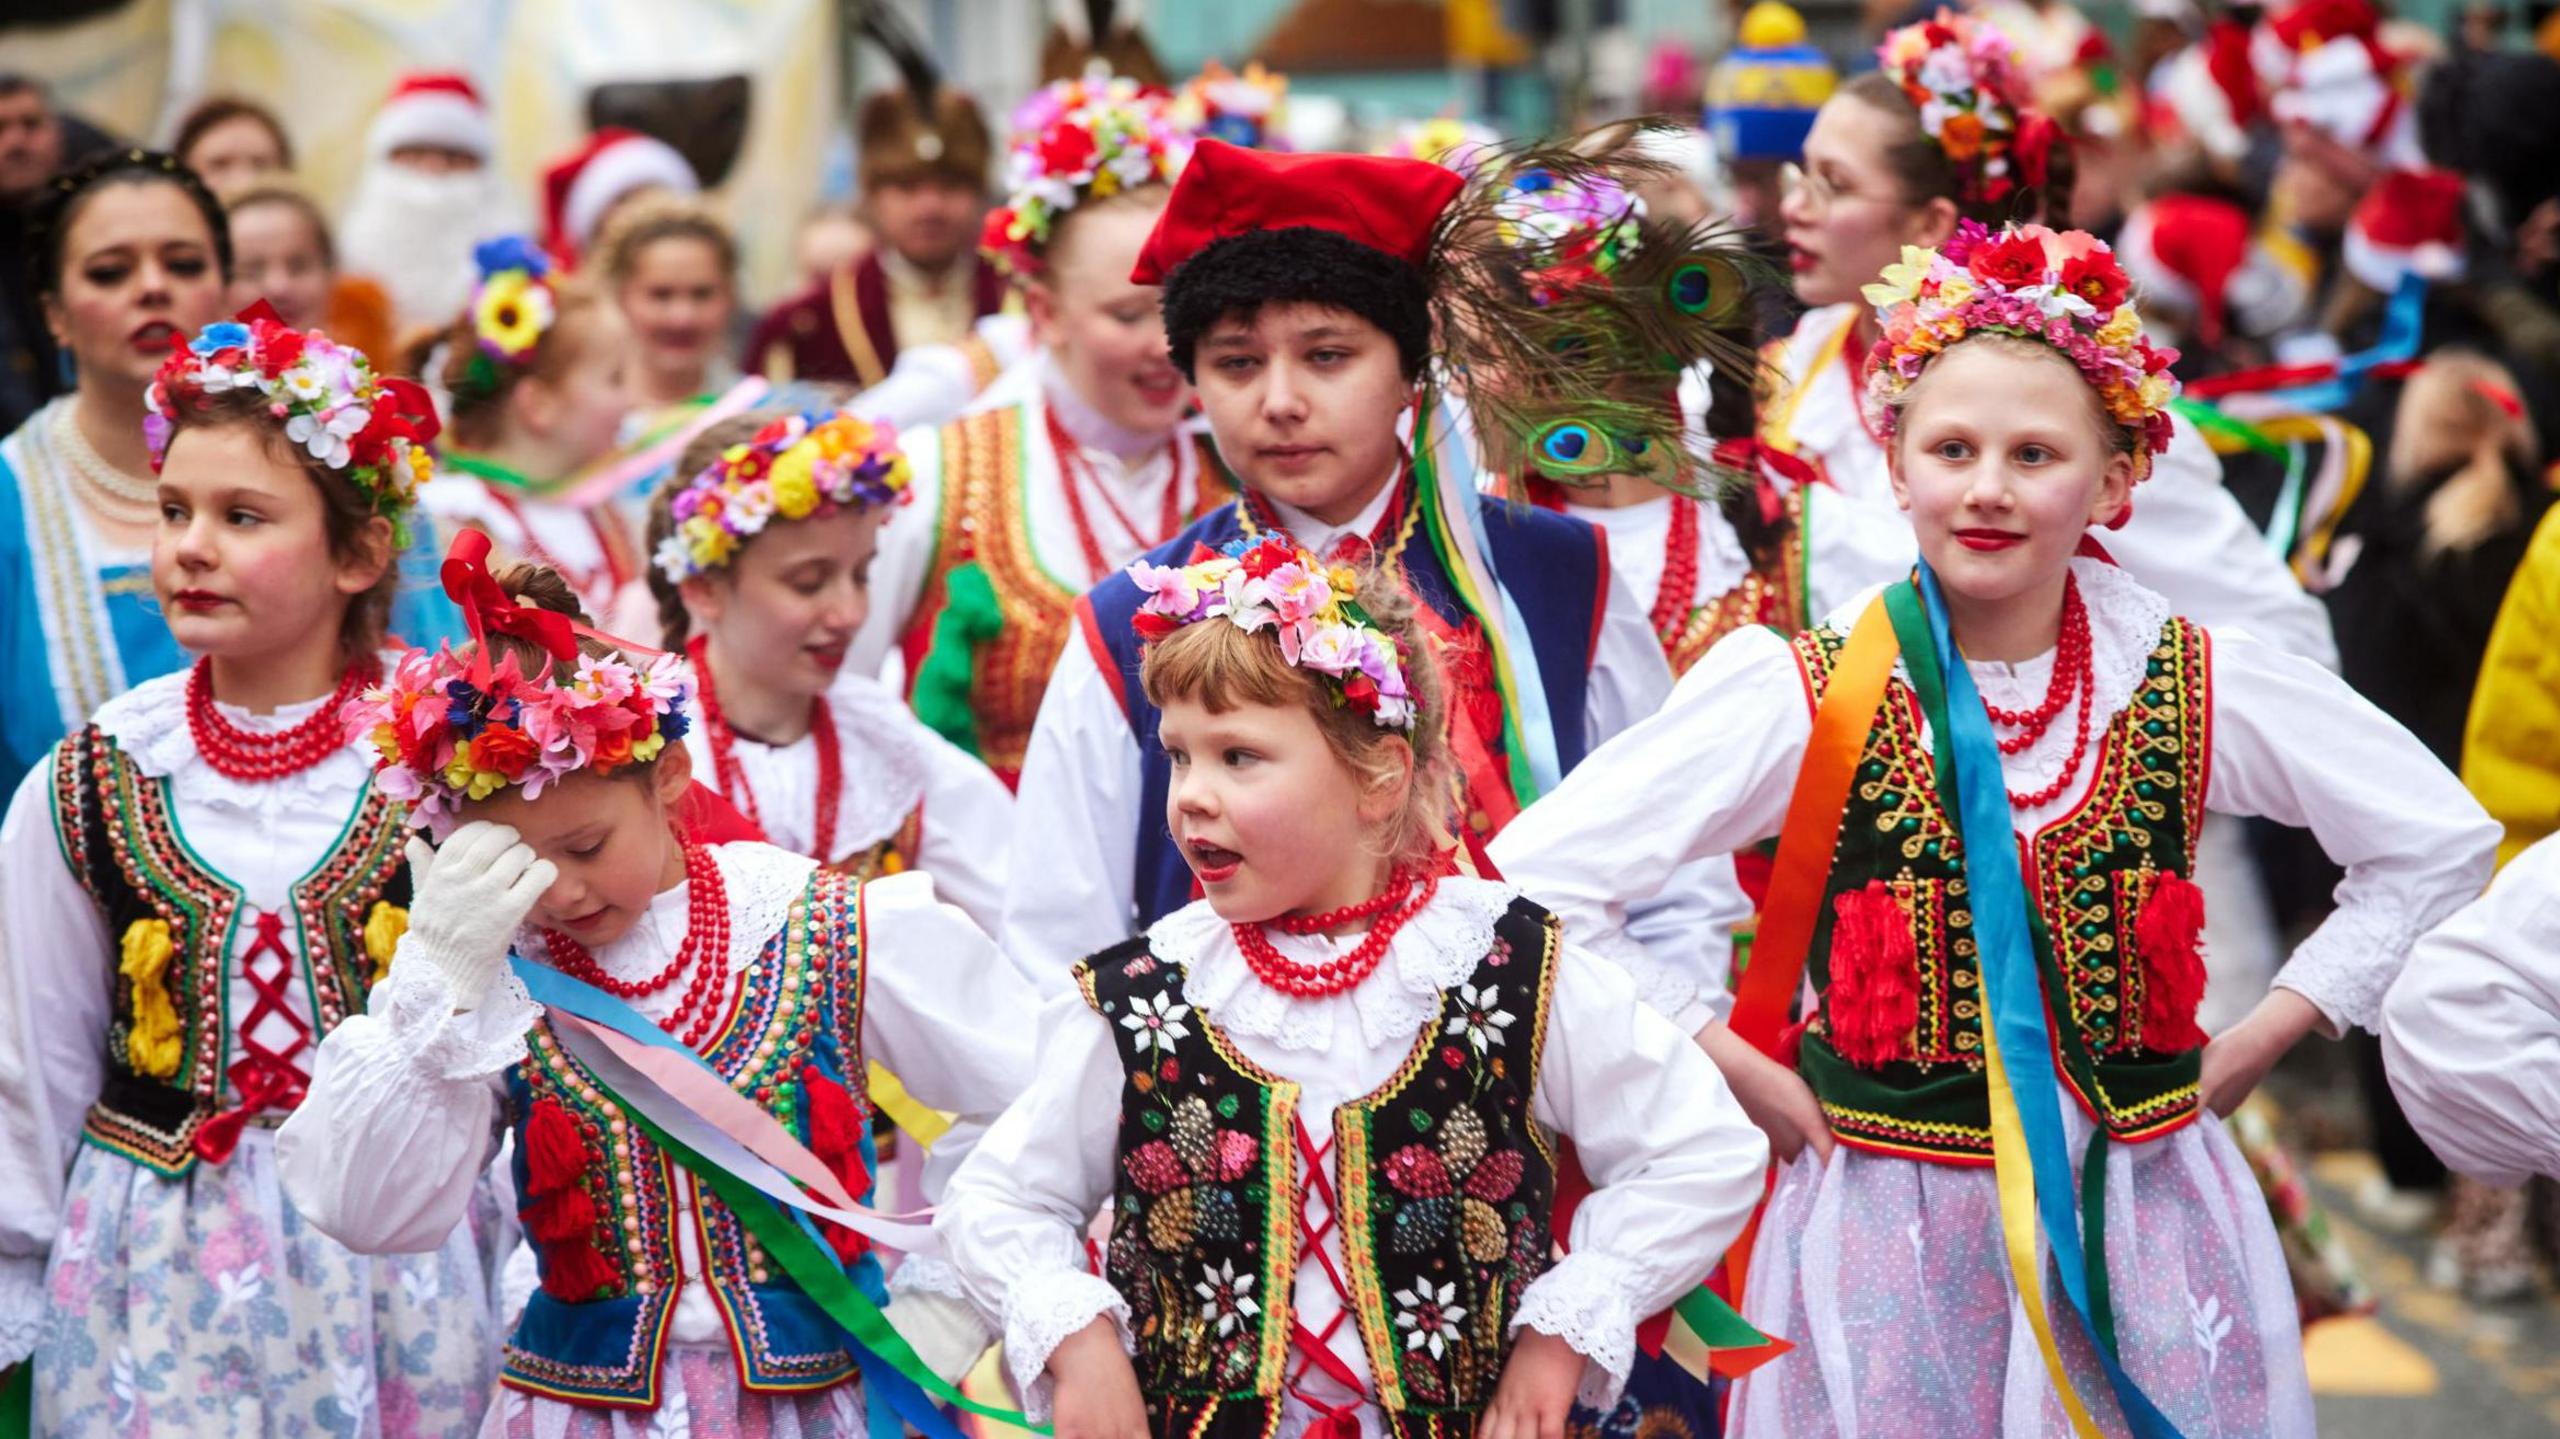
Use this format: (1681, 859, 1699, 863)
(1139, 566, 1451, 871)
(1886, 329, 2139, 464)
(2389, 349, 2540, 559)
(592, 193, 739, 291)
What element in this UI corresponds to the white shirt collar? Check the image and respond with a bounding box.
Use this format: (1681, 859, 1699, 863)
(1266, 471, 1400, 556)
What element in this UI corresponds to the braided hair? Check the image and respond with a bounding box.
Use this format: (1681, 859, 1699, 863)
(29, 147, 233, 299)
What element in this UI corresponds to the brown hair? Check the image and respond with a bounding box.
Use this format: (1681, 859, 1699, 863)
(592, 194, 739, 291)
(1139, 566, 1451, 870)
(643, 410, 789, 648)
(153, 388, 396, 660)
(172, 96, 293, 177)
(223, 182, 335, 268)
(405, 272, 611, 449)
(458, 563, 668, 786)
(2389, 350, 2541, 559)
(1838, 72, 2077, 229)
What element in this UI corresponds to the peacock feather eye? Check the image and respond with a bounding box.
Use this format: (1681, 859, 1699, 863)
(1669, 262, 1714, 315)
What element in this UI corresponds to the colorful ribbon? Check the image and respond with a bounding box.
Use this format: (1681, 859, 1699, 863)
(1414, 390, 1559, 804)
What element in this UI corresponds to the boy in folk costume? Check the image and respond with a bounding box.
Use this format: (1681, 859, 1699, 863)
(849, 71, 1228, 786)
(938, 542, 1769, 1439)
(1004, 136, 1741, 988)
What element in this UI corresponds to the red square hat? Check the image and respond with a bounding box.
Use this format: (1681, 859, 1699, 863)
(1130, 139, 1465, 284)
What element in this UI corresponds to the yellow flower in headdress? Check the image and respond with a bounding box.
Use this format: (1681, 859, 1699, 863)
(474, 270, 554, 360)
(630, 729, 668, 766)
(118, 919, 183, 1078)
(769, 445, 822, 520)
(2097, 305, 2142, 348)
(444, 739, 510, 801)
(681, 514, 737, 569)
(1861, 246, 1937, 309)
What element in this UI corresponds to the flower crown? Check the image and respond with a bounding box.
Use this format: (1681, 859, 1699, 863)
(348, 533, 692, 830)
(654, 408, 912, 583)
(1876, 9, 2053, 209)
(145, 306, 439, 524)
(1128, 537, 1417, 732)
(1169, 61, 1287, 151)
(1381, 117, 1501, 175)
(981, 72, 1193, 281)
(1492, 168, 1647, 307)
(1861, 221, 2180, 474)
(458, 235, 557, 398)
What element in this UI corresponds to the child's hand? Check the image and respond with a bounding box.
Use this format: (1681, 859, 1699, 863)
(1047, 1318, 1148, 1439)
(1477, 1329, 1584, 1439)
(1696, 1021, 1834, 1166)
(403, 823, 556, 1009)
(2201, 988, 2325, 1116)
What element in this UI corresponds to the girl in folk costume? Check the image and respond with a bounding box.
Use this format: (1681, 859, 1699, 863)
(1766, 11, 2336, 665)
(0, 313, 500, 1434)
(0, 151, 461, 782)
(850, 71, 1223, 788)
(1007, 136, 1737, 987)
(644, 407, 1012, 931)
(413, 235, 640, 625)
(938, 541, 1770, 1439)
(1491, 224, 2500, 1436)
(277, 550, 1039, 1437)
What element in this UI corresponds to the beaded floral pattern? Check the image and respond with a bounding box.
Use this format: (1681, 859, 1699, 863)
(980, 73, 1194, 280)
(654, 408, 913, 582)
(1127, 536, 1419, 731)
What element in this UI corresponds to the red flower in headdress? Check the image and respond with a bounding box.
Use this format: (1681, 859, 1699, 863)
(1968, 231, 2047, 288)
(1038, 121, 1098, 177)
(2060, 252, 2129, 312)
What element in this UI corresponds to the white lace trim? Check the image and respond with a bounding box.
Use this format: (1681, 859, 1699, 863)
(1149, 878, 1518, 1052)
(2277, 904, 2419, 1035)
(1510, 1252, 1643, 1408)
(90, 658, 392, 820)
(681, 673, 931, 862)
(374, 956, 537, 1081)
(0, 1253, 43, 1369)
(888, 1254, 971, 1301)
(1001, 1269, 1134, 1423)
(510, 842, 816, 1009)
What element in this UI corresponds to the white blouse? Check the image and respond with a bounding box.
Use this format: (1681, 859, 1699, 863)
(421, 471, 634, 627)
(1489, 558, 2499, 1038)
(1562, 486, 1910, 643)
(935, 877, 1770, 1436)
(849, 314, 1035, 432)
(275, 847, 1039, 1350)
(2382, 833, 2560, 1186)
(0, 668, 396, 1364)
(678, 667, 1013, 933)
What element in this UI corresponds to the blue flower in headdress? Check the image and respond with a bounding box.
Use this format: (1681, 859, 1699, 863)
(473, 235, 551, 281)
(190, 321, 250, 356)
(659, 708, 691, 742)
(444, 678, 490, 736)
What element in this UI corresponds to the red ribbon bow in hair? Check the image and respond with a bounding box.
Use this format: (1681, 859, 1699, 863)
(441, 529, 579, 681)
(1712, 437, 1828, 525)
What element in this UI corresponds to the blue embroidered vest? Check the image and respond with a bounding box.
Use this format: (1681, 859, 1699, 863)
(498, 867, 884, 1408)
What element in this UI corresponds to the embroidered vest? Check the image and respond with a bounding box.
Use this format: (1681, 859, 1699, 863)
(498, 868, 881, 1409)
(899, 405, 1228, 784)
(49, 727, 409, 1176)
(1787, 617, 2215, 1164)
(1662, 490, 1807, 677)
(1076, 897, 1561, 1439)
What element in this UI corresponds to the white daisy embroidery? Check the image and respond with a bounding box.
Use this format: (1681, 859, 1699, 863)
(1443, 983, 1516, 1053)
(1195, 1260, 1260, 1337)
(1392, 1281, 1468, 1359)
(1122, 991, 1193, 1058)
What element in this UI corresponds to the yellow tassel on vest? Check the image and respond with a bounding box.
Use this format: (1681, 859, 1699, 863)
(364, 901, 409, 985)
(118, 919, 183, 1078)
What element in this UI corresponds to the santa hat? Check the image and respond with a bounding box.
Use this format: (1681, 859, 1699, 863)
(365, 72, 494, 162)
(542, 128, 699, 266)
(1706, 2, 1838, 164)
(2117, 194, 2250, 344)
(2265, 0, 2421, 165)
(2343, 166, 2466, 291)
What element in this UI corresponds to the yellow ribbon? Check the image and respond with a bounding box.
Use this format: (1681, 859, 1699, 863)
(1979, 1004, 2109, 1439)
(866, 1060, 953, 1148)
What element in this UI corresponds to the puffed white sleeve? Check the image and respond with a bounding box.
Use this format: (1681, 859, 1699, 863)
(2381, 835, 2560, 1186)
(1492, 626, 1809, 1009)
(0, 755, 111, 1366)
(848, 343, 981, 432)
(934, 989, 1129, 1419)
(854, 872, 1042, 1198)
(2104, 415, 2339, 670)
(2204, 631, 2499, 1034)
(1000, 632, 1143, 992)
(907, 728, 1015, 938)
(1515, 941, 1771, 1405)
(274, 948, 537, 1254)
(847, 424, 948, 683)
(1582, 558, 1677, 742)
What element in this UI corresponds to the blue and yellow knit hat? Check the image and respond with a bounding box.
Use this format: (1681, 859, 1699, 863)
(1706, 2, 1838, 163)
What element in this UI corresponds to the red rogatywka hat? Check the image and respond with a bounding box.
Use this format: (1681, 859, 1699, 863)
(1129, 138, 1464, 284)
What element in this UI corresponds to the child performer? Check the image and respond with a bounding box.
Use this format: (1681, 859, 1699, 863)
(851, 73, 1226, 786)
(0, 313, 499, 1433)
(646, 408, 1012, 930)
(278, 548, 1038, 1435)
(938, 539, 1769, 1439)
(1490, 224, 2498, 1435)
(1005, 137, 1726, 985)
(414, 235, 638, 623)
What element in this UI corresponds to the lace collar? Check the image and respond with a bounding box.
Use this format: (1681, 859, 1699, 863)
(515, 841, 814, 1005)
(1145, 877, 1517, 1053)
(1822, 557, 2171, 720)
(681, 670, 930, 857)
(92, 659, 383, 820)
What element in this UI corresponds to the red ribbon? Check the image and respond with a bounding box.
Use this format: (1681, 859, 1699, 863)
(1713, 436, 1828, 525)
(441, 529, 578, 682)
(191, 1056, 308, 1165)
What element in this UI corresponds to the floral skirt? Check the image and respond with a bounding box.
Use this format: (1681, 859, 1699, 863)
(36, 1127, 502, 1437)
(1730, 1108, 2313, 1438)
(481, 1349, 864, 1439)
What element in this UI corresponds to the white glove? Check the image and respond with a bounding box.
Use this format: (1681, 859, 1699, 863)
(402, 821, 557, 1010)
(885, 1288, 996, 1386)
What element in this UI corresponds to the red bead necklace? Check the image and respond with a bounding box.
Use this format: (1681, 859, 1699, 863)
(186, 657, 373, 782)
(1648, 494, 1702, 650)
(1048, 409, 1180, 581)
(1233, 871, 1440, 999)
(688, 636, 841, 861)
(542, 843, 735, 1048)
(1989, 578, 2096, 810)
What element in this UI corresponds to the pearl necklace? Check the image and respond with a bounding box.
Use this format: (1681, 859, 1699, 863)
(51, 403, 159, 511)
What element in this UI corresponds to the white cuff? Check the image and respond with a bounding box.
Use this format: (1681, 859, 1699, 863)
(2274, 905, 2415, 1036)
(1510, 1252, 1643, 1409)
(0, 1252, 45, 1368)
(890, 1254, 973, 1303)
(372, 956, 538, 1080)
(1002, 1269, 1133, 1422)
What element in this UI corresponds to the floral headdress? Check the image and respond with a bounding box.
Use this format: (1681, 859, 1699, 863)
(1169, 61, 1287, 151)
(654, 408, 912, 583)
(145, 304, 439, 529)
(1492, 169, 1648, 308)
(1875, 9, 2060, 210)
(455, 235, 558, 399)
(1128, 537, 1418, 732)
(1861, 221, 2179, 478)
(980, 71, 1193, 281)
(346, 531, 692, 832)
(1379, 116, 1501, 175)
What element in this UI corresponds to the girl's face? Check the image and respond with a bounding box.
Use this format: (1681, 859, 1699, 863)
(228, 200, 332, 331)
(1029, 201, 1190, 436)
(514, 307, 634, 465)
(1191, 302, 1414, 526)
(474, 747, 692, 948)
(45, 181, 228, 394)
(1161, 690, 1405, 925)
(1780, 95, 1952, 310)
(154, 423, 385, 662)
(186, 115, 286, 193)
(682, 505, 885, 702)
(1888, 340, 2132, 608)
(619, 235, 734, 384)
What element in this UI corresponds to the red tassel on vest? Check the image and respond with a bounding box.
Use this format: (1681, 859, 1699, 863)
(801, 1064, 875, 1265)
(2136, 872, 2210, 1051)
(521, 1096, 620, 1302)
(1825, 881, 1920, 1069)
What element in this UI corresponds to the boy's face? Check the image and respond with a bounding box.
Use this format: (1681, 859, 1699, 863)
(1190, 302, 1413, 526)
